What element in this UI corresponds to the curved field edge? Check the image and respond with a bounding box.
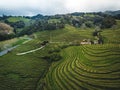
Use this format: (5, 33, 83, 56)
(44, 44, 120, 90)
(0, 39, 50, 90)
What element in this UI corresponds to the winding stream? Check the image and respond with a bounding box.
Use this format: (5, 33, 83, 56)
(0, 38, 32, 56)
(0, 45, 19, 56)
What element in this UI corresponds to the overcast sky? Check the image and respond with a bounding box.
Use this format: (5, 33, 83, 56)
(0, 0, 120, 16)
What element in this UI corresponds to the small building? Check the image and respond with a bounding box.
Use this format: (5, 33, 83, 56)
(80, 39, 92, 45)
(93, 40, 99, 44)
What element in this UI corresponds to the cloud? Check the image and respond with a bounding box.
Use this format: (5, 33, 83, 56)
(0, 0, 120, 16)
(65, 0, 120, 12)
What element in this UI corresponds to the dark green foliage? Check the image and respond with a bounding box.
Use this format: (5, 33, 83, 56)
(92, 30, 104, 44)
(93, 16, 103, 26)
(13, 28, 17, 34)
(45, 23, 56, 30)
(0, 33, 15, 41)
(0, 15, 10, 20)
(18, 20, 65, 36)
(72, 19, 83, 27)
(6, 20, 25, 28)
(18, 26, 33, 36)
(71, 12, 85, 16)
(85, 21, 94, 28)
(42, 53, 62, 63)
(13, 21, 25, 28)
(113, 14, 120, 19)
(0, 11, 119, 41)
(31, 14, 44, 20)
(60, 44, 69, 49)
(49, 53, 62, 62)
(92, 31, 99, 36)
(48, 48, 61, 54)
(101, 16, 116, 28)
(40, 41, 49, 46)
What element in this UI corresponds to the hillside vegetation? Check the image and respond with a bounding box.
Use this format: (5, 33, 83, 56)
(7, 17, 30, 23)
(0, 22, 13, 34)
(0, 11, 120, 90)
(36, 25, 93, 42)
(44, 44, 120, 90)
(0, 39, 49, 90)
(101, 20, 120, 44)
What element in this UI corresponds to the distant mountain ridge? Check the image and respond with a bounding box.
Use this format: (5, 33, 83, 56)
(104, 10, 120, 16)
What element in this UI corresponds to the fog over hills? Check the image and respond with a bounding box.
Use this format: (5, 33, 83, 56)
(0, 0, 120, 16)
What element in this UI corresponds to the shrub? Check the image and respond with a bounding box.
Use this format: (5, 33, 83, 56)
(60, 44, 69, 49)
(42, 53, 62, 63)
(48, 48, 61, 54)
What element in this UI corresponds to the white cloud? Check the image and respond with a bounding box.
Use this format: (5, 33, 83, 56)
(65, 0, 120, 12)
(0, 0, 120, 16)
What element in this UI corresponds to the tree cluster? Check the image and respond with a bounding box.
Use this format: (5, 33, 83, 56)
(18, 20, 65, 36)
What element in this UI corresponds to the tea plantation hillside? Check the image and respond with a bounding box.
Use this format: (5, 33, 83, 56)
(0, 24, 120, 90)
(101, 20, 120, 44)
(36, 25, 93, 42)
(44, 44, 120, 90)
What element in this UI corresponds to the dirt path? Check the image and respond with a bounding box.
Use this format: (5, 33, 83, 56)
(16, 46, 45, 56)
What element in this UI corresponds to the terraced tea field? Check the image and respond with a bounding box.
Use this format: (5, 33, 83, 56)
(44, 44, 120, 90)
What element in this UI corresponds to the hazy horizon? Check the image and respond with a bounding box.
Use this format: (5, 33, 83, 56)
(0, 0, 120, 16)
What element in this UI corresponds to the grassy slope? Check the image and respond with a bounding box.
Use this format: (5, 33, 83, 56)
(7, 17, 31, 27)
(36, 25, 94, 42)
(7, 17, 30, 23)
(0, 24, 120, 90)
(0, 25, 94, 90)
(0, 39, 50, 90)
(37, 25, 120, 90)
(101, 20, 120, 44)
(45, 44, 120, 90)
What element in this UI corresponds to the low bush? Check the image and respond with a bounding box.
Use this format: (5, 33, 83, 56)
(42, 53, 62, 63)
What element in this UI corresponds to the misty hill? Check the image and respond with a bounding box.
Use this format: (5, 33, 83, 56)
(0, 10, 119, 41)
(104, 10, 120, 16)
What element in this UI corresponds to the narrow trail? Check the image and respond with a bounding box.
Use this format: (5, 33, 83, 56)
(16, 46, 45, 56)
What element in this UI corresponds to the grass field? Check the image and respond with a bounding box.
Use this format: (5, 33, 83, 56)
(0, 24, 120, 90)
(7, 17, 30, 23)
(0, 25, 94, 90)
(0, 39, 50, 90)
(102, 29, 120, 44)
(44, 44, 120, 90)
(36, 25, 94, 42)
(7, 17, 31, 26)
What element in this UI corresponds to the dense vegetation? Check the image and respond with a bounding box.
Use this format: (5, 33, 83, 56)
(0, 10, 120, 90)
(0, 10, 120, 41)
(0, 22, 15, 41)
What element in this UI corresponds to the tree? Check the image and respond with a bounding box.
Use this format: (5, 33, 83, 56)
(85, 21, 94, 28)
(92, 30, 99, 36)
(11, 21, 25, 28)
(101, 16, 116, 28)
